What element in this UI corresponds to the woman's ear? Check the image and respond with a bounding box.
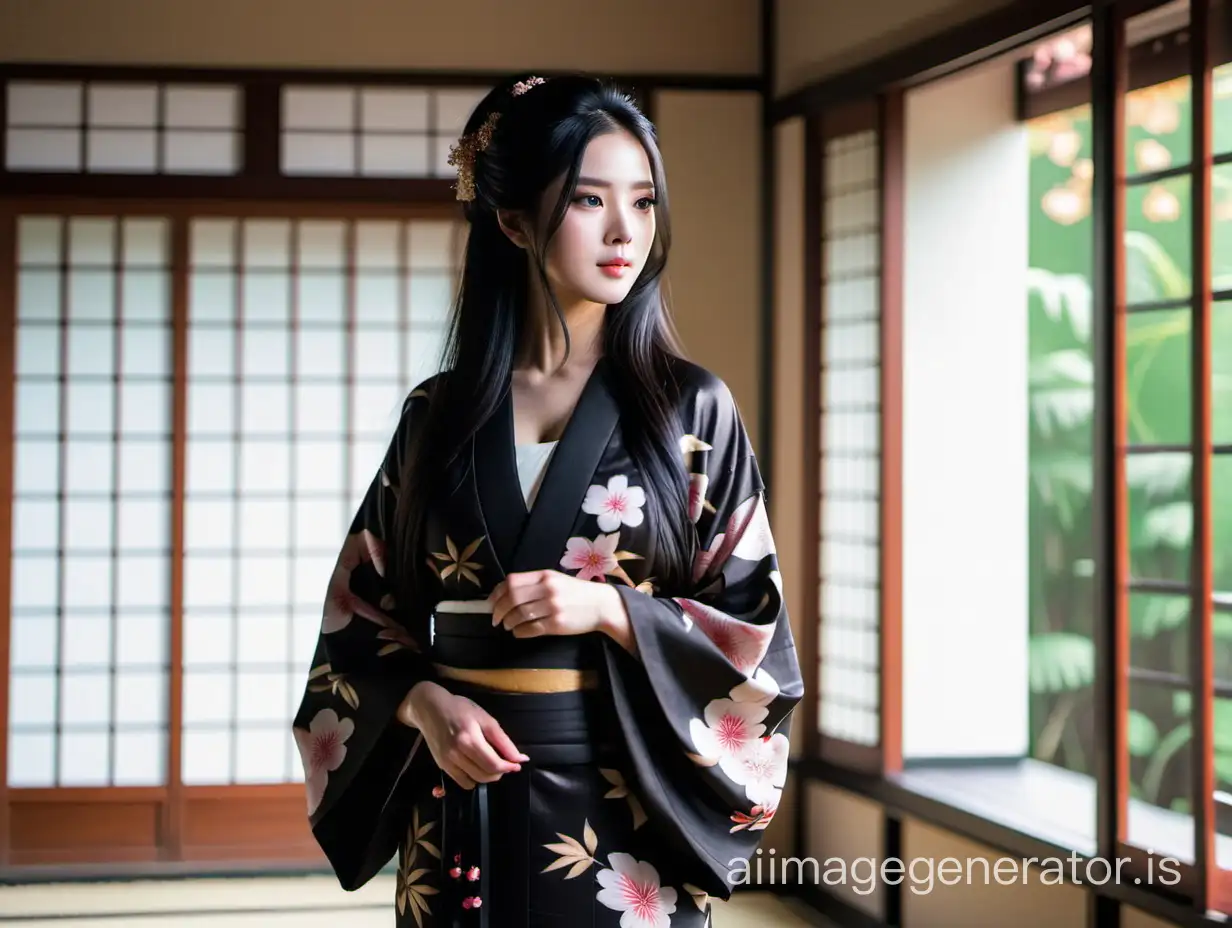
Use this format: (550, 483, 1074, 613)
(496, 210, 530, 250)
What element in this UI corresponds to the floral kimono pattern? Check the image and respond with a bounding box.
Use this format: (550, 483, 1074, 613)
(292, 357, 803, 927)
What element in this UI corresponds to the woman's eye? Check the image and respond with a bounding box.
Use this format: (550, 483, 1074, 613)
(576, 194, 602, 207)
(637, 197, 658, 209)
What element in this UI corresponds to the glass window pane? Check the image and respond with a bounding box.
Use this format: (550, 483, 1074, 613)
(185, 499, 234, 552)
(113, 730, 165, 786)
(120, 381, 171, 436)
(10, 555, 59, 610)
(58, 731, 111, 785)
(88, 84, 158, 127)
(10, 672, 57, 726)
(116, 555, 169, 609)
(407, 271, 454, 326)
(237, 670, 286, 722)
(242, 220, 291, 270)
(117, 498, 169, 552)
(16, 216, 58, 264)
(122, 271, 170, 324)
(65, 438, 114, 494)
(298, 221, 346, 270)
(118, 440, 169, 495)
(66, 380, 114, 436)
(10, 613, 58, 670)
(188, 382, 235, 436)
(241, 329, 290, 379)
(298, 272, 347, 325)
(239, 500, 290, 551)
(434, 88, 487, 135)
(115, 612, 167, 668)
(9, 81, 82, 126)
(69, 271, 116, 323)
(239, 441, 288, 493)
(283, 132, 355, 175)
(114, 672, 165, 725)
(18, 269, 62, 322)
(15, 380, 59, 436)
(1215, 167, 1232, 292)
(361, 134, 429, 176)
(7, 732, 55, 787)
(61, 556, 112, 609)
(62, 671, 111, 725)
(68, 218, 114, 265)
(62, 612, 111, 669)
(67, 325, 115, 377)
(238, 557, 289, 608)
(7, 129, 80, 171)
(295, 441, 344, 493)
(1126, 175, 1192, 304)
(1126, 308, 1191, 446)
(295, 384, 345, 436)
(184, 671, 233, 725)
(237, 610, 288, 666)
(356, 221, 400, 270)
(355, 273, 399, 326)
(184, 556, 234, 609)
(122, 218, 167, 268)
(119, 326, 170, 380)
(293, 555, 333, 607)
(186, 439, 235, 494)
(163, 131, 239, 174)
(12, 499, 59, 552)
(1215, 453, 1232, 597)
(294, 497, 345, 551)
(16, 324, 60, 377)
(189, 270, 235, 324)
(354, 330, 400, 380)
(352, 381, 401, 437)
(87, 129, 158, 172)
(165, 86, 240, 129)
(242, 273, 290, 325)
(183, 610, 234, 668)
(361, 88, 428, 131)
(64, 497, 113, 551)
(190, 220, 236, 269)
(241, 383, 290, 436)
(235, 727, 288, 782)
(1127, 679, 1193, 863)
(283, 87, 354, 130)
(182, 729, 231, 785)
(189, 325, 236, 378)
(14, 439, 60, 494)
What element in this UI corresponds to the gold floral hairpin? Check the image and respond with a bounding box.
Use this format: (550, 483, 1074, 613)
(447, 77, 547, 202)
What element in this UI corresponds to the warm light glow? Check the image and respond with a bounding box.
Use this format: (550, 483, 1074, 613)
(1135, 138, 1173, 173)
(1142, 185, 1181, 222)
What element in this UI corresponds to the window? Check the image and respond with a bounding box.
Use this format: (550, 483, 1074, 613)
(5, 81, 242, 175)
(3, 205, 463, 861)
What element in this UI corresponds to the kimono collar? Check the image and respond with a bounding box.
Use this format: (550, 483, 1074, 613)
(472, 357, 620, 577)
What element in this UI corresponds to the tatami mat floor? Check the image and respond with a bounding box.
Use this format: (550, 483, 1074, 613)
(0, 874, 834, 926)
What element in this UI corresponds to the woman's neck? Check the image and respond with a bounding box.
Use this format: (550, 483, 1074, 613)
(514, 290, 605, 376)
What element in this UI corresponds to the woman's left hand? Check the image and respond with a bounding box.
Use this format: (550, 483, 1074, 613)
(487, 570, 628, 641)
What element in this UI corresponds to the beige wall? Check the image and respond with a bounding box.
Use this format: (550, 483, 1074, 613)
(0, 0, 758, 75)
(654, 89, 763, 446)
(775, 0, 1015, 95)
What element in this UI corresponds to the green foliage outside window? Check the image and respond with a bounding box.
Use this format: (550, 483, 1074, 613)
(1027, 67, 1232, 817)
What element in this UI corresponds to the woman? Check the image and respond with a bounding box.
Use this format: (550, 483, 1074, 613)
(292, 73, 802, 928)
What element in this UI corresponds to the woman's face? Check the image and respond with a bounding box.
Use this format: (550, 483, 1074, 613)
(537, 128, 658, 310)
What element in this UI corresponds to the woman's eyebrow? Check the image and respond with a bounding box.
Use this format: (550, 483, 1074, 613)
(576, 176, 656, 191)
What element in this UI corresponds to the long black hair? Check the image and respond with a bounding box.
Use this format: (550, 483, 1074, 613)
(390, 73, 694, 606)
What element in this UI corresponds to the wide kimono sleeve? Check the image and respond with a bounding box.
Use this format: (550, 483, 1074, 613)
(291, 386, 440, 891)
(601, 375, 804, 901)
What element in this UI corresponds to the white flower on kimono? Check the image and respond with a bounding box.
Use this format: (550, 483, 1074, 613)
(688, 697, 768, 776)
(293, 708, 355, 816)
(674, 599, 776, 674)
(730, 668, 780, 705)
(583, 475, 646, 531)
(727, 494, 776, 562)
(733, 733, 790, 807)
(561, 532, 620, 581)
(596, 852, 678, 928)
(322, 530, 389, 633)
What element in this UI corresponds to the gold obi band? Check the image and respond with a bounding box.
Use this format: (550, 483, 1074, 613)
(433, 599, 599, 694)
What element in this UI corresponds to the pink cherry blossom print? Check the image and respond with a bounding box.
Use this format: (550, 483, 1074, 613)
(691, 533, 726, 584)
(687, 697, 768, 772)
(733, 733, 789, 807)
(674, 599, 775, 674)
(729, 493, 776, 562)
(595, 852, 678, 928)
(687, 473, 709, 524)
(560, 533, 621, 582)
(322, 530, 389, 633)
(729, 668, 780, 705)
(582, 475, 646, 532)
(293, 708, 355, 815)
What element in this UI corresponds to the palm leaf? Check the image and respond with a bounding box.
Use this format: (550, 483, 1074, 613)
(1029, 632, 1094, 693)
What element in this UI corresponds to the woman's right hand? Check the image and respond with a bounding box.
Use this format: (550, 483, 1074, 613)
(397, 681, 529, 789)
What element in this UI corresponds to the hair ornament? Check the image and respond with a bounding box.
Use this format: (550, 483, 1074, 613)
(511, 76, 546, 96)
(446, 110, 500, 202)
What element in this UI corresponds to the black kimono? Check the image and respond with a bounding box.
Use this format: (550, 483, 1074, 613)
(292, 357, 803, 928)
